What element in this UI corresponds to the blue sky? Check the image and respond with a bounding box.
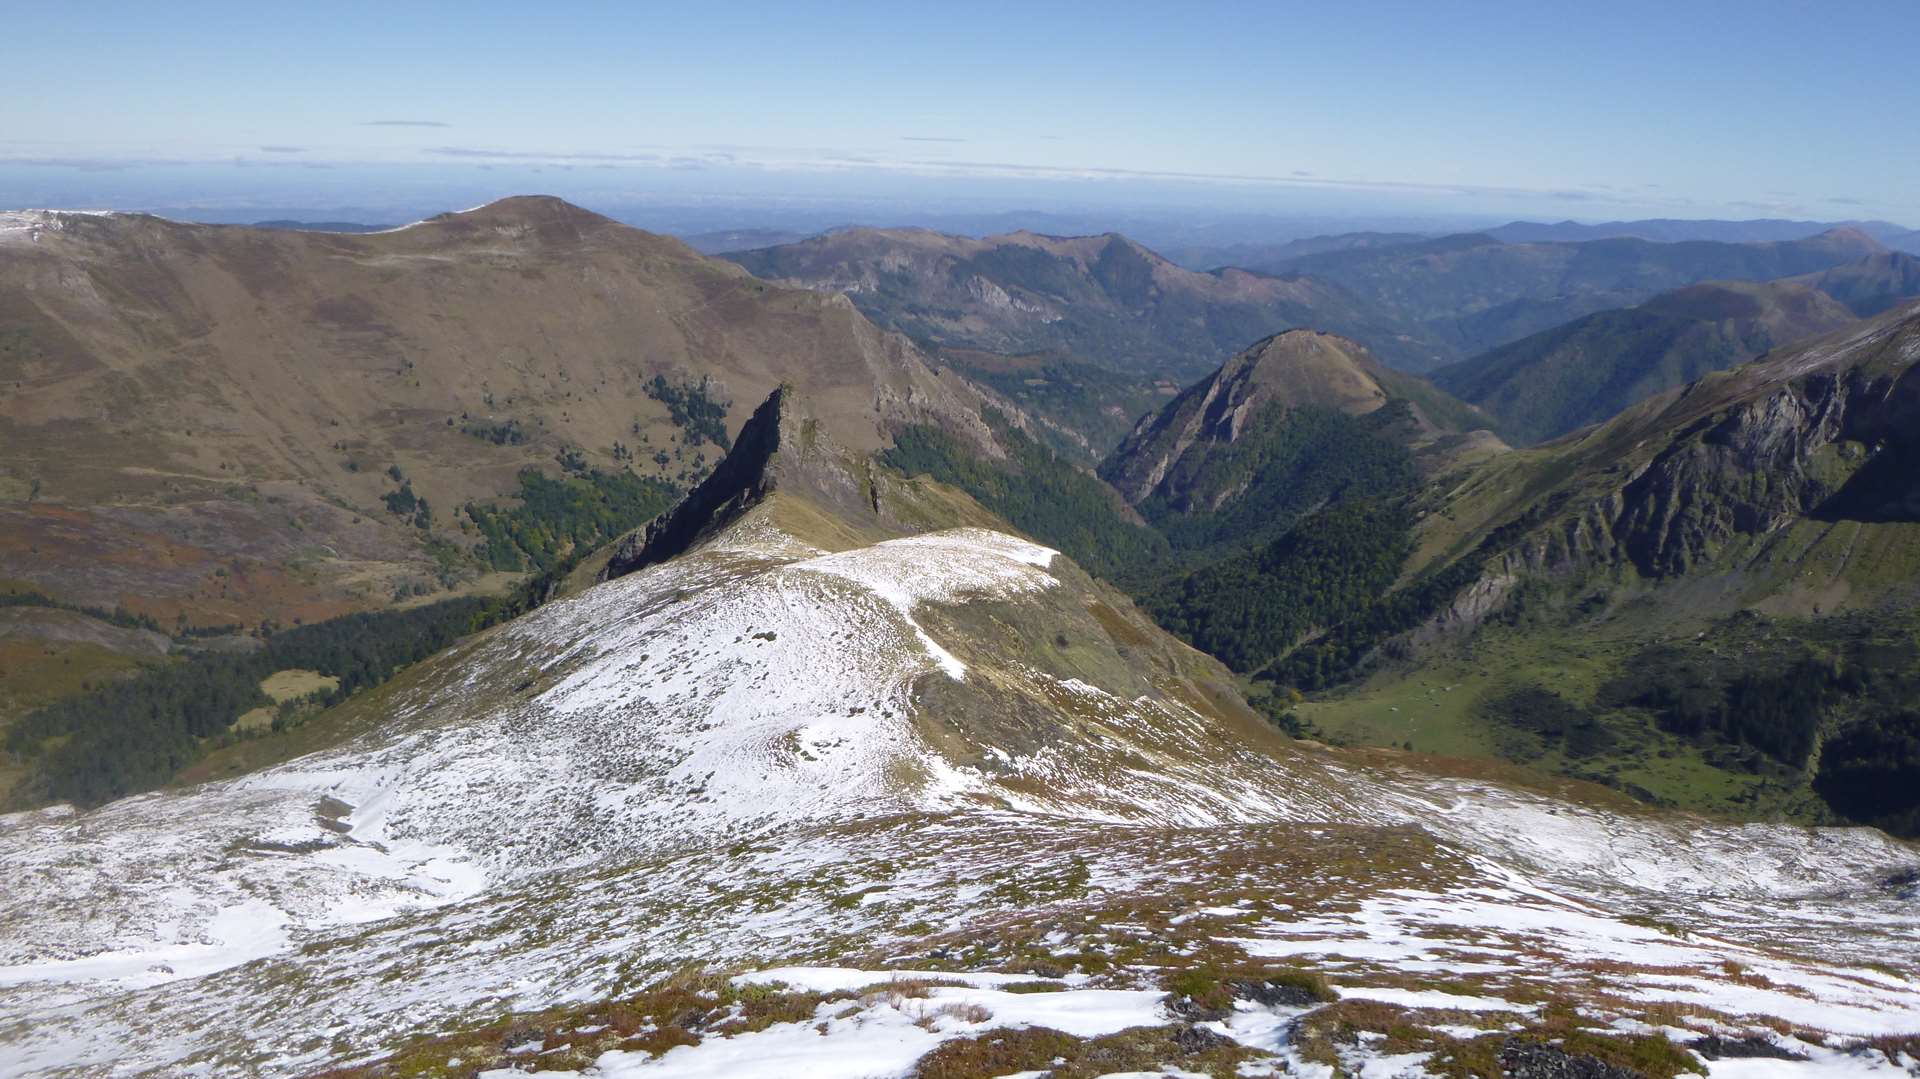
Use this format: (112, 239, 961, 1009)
(4, 1, 1915, 224)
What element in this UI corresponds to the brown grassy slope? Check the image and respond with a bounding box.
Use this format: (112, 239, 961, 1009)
(0, 197, 997, 626)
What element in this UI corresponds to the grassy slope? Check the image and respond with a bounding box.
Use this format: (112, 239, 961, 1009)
(1313, 493, 1920, 825)
(1296, 612, 1784, 818)
(0, 199, 989, 632)
(1430, 281, 1858, 444)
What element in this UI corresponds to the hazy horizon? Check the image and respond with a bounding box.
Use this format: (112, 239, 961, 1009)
(5, 1, 1916, 231)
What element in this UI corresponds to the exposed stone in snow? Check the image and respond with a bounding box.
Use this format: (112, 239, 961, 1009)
(1, 513, 1916, 1077)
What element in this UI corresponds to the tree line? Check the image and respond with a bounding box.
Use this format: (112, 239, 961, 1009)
(883, 412, 1174, 585)
(466, 468, 679, 572)
(5, 597, 496, 807)
(882, 397, 1495, 688)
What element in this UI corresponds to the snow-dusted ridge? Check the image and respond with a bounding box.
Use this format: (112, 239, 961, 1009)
(0, 209, 131, 246)
(0, 509, 1917, 1076)
(364, 201, 499, 234)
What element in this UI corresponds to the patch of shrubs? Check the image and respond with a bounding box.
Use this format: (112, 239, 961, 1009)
(646, 374, 732, 449)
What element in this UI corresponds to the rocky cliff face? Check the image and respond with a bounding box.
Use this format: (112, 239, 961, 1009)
(1420, 303, 1920, 634)
(1599, 309, 1920, 573)
(603, 385, 1029, 580)
(603, 387, 885, 578)
(1615, 372, 1854, 576)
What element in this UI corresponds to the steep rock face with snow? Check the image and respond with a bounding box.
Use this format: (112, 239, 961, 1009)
(1, 394, 1919, 1078)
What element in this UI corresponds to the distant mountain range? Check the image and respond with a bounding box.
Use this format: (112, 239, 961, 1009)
(1432, 252, 1920, 443)
(1169, 216, 1920, 272)
(1264, 227, 1887, 369)
(1166, 231, 1433, 271)
(725, 226, 1417, 377)
(1793, 250, 1920, 315)
(733, 224, 1895, 376)
(1485, 216, 1920, 248)
(247, 219, 397, 233)
(673, 227, 810, 254)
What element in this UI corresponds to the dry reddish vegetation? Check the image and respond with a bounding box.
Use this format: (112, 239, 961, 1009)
(910, 1023, 1255, 1079)
(307, 969, 844, 1078)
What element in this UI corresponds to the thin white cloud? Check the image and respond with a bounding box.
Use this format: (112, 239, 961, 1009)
(426, 146, 661, 162)
(2, 141, 1901, 222)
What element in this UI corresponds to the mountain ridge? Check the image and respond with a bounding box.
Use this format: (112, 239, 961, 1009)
(4, 386, 1919, 1075)
(725, 225, 1431, 375)
(1278, 302, 1920, 829)
(1263, 227, 1887, 369)
(1486, 216, 1918, 245)
(0, 197, 1002, 632)
(1432, 277, 1865, 444)
(1103, 329, 1502, 510)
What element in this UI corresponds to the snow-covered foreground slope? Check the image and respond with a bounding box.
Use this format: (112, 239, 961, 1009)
(1, 507, 1917, 1077)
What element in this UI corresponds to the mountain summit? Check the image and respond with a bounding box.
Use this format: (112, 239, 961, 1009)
(1102, 329, 1501, 512)
(0, 198, 996, 629)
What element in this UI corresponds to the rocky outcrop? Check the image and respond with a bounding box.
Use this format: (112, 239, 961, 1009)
(1100, 330, 1397, 504)
(1614, 372, 1853, 576)
(602, 386, 888, 579)
(1422, 304, 1920, 637)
